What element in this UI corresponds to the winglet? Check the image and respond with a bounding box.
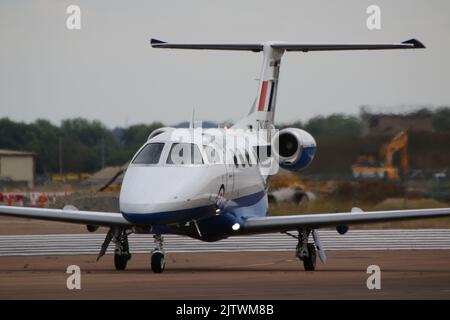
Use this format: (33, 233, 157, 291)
(150, 38, 167, 46)
(402, 38, 426, 49)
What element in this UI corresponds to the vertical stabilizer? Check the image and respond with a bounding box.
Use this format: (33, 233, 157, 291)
(233, 42, 285, 131)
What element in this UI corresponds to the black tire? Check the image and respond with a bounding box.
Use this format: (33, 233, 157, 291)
(303, 243, 317, 271)
(114, 253, 128, 271)
(151, 251, 165, 273)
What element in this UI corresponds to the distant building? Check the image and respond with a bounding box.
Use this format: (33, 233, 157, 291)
(0, 150, 35, 188)
(361, 106, 433, 136)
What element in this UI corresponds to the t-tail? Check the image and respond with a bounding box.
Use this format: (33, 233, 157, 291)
(150, 38, 424, 130)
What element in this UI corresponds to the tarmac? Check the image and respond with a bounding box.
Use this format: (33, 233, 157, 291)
(1, 250, 450, 299)
(0, 216, 449, 299)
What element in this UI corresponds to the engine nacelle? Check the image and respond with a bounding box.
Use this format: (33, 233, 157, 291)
(273, 128, 316, 171)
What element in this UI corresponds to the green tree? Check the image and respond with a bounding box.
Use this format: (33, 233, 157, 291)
(432, 106, 450, 132)
(304, 114, 361, 137)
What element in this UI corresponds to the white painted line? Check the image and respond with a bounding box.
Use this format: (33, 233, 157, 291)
(0, 229, 450, 256)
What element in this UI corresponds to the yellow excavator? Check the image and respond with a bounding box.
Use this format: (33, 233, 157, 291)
(352, 130, 409, 180)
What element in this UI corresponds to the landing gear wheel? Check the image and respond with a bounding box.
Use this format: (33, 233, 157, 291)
(114, 253, 129, 271)
(303, 243, 316, 271)
(151, 251, 166, 273)
(113, 229, 131, 271)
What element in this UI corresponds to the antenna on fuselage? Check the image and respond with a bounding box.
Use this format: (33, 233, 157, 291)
(189, 108, 195, 130)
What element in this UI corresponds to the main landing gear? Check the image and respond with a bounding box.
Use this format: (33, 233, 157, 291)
(285, 228, 318, 271)
(296, 228, 317, 271)
(97, 227, 132, 271)
(151, 234, 166, 273)
(114, 229, 132, 271)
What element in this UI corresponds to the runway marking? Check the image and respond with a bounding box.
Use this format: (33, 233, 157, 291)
(0, 229, 449, 256)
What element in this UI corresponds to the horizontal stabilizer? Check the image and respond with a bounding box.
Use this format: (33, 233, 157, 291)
(272, 38, 425, 52)
(151, 38, 263, 52)
(150, 38, 425, 52)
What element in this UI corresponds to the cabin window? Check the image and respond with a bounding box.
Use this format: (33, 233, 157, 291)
(239, 153, 246, 168)
(203, 145, 221, 164)
(167, 143, 204, 165)
(132, 143, 165, 164)
(245, 151, 252, 167)
(254, 145, 271, 163)
(233, 155, 239, 168)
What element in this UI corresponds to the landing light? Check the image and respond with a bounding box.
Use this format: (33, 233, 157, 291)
(232, 223, 240, 231)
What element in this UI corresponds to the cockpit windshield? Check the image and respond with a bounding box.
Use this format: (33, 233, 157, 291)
(132, 143, 165, 164)
(166, 143, 204, 165)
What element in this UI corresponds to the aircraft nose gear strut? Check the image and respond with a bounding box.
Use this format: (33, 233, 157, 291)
(151, 234, 166, 273)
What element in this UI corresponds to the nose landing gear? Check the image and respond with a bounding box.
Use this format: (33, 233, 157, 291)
(151, 234, 166, 273)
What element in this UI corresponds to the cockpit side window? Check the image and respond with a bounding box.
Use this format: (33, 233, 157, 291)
(167, 143, 204, 165)
(203, 145, 222, 164)
(132, 143, 165, 164)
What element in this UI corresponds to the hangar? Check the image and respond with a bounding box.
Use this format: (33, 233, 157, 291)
(0, 149, 35, 188)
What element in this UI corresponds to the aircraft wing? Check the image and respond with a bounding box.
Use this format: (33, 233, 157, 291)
(0, 205, 131, 227)
(241, 208, 450, 234)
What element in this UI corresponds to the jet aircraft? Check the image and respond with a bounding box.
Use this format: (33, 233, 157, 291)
(1, 37, 448, 273)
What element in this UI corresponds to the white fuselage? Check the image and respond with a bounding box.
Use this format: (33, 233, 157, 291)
(119, 128, 269, 226)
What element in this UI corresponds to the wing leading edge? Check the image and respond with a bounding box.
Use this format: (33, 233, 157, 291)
(0, 205, 131, 227)
(241, 208, 450, 234)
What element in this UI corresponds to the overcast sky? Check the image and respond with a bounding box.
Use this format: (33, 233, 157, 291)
(1, 0, 449, 128)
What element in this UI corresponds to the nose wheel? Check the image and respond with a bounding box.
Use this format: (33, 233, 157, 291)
(151, 234, 166, 273)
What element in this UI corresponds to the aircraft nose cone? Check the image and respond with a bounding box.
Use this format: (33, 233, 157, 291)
(119, 166, 214, 215)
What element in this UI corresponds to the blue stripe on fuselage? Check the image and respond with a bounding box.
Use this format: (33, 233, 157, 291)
(122, 190, 267, 225)
(122, 204, 216, 225)
(230, 190, 266, 207)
